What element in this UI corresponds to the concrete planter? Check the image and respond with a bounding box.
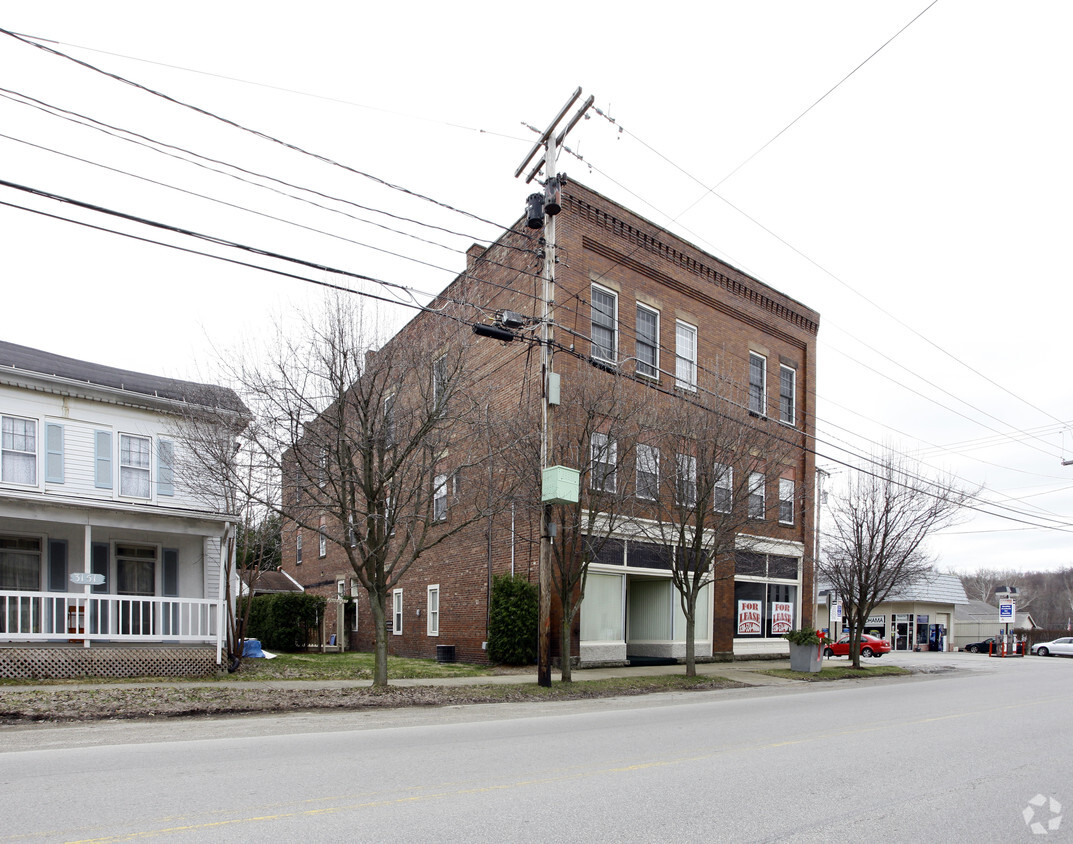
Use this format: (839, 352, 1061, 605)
(788, 642, 822, 673)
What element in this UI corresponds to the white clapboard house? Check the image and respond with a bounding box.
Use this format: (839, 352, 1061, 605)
(0, 341, 246, 679)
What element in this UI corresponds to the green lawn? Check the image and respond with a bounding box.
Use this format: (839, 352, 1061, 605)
(231, 651, 500, 681)
(758, 664, 909, 682)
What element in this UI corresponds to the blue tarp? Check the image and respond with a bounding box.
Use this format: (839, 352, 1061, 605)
(242, 639, 265, 658)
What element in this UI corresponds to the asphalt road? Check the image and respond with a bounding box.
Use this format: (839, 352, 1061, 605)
(1, 652, 1070, 843)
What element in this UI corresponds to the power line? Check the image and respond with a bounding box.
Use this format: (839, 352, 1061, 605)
(8, 30, 533, 144)
(0, 27, 519, 234)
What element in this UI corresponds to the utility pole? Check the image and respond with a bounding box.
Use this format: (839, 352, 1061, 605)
(515, 88, 593, 687)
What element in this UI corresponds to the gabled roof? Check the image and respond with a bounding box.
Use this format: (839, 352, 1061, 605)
(240, 569, 304, 595)
(818, 572, 970, 605)
(885, 573, 969, 604)
(0, 340, 246, 414)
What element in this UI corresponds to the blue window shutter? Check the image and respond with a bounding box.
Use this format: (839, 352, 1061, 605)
(94, 431, 113, 489)
(48, 540, 68, 591)
(157, 439, 175, 497)
(45, 423, 65, 483)
(162, 548, 179, 596)
(91, 543, 109, 594)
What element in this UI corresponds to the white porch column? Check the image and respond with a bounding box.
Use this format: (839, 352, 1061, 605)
(83, 524, 92, 648)
(216, 523, 231, 666)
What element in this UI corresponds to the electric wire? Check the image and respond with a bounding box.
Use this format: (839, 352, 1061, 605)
(8, 31, 534, 144)
(0, 27, 523, 234)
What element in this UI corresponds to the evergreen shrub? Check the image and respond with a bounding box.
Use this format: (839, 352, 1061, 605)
(487, 574, 538, 665)
(246, 592, 326, 651)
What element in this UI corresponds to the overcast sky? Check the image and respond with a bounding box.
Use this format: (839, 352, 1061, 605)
(2, 1, 1071, 575)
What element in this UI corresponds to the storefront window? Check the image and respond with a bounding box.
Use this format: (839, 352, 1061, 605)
(580, 572, 624, 642)
(734, 581, 765, 637)
(767, 583, 796, 636)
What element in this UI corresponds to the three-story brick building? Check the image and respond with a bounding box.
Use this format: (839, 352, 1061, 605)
(283, 180, 819, 665)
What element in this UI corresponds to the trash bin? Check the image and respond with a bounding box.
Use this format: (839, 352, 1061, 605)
(436, 645, 456, 664)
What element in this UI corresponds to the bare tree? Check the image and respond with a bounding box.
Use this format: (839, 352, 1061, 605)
(234, 296, 504, 686)
(504, 364, 648, 682)
(636, 378, 806, 676)
(170, 387, 263, 670)
(820, 453, 974, 668)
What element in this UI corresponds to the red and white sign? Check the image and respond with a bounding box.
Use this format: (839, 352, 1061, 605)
(737, 600, 762, 635)
(771, 602, 793, 635)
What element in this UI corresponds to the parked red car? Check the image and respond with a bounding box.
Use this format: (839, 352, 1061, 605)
(823, 633, 891, 658)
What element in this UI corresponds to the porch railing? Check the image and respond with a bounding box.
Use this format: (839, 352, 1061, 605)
(0, 590, 219, 643)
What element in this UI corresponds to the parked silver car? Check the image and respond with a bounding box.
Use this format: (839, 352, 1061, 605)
(1031, 637, 1073, 657)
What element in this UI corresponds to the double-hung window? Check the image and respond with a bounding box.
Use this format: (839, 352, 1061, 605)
(635, 304, 659, 379)
(676, 453, 697, 507)
(591, 432, 617, 493)
(296, 531, 303, 565)
(318, 515, 327, 558)
(591, 285, 617, 362)
(675, 321, 697, 391)
(427, 585, 440, 636)
(779, 365, 796, 426)
(714, 463, 733, 513)
(636, 444, 659, 501)
(393, 589, 403, 635)
(1, 416, 36, 485)
(748, 472, 766, 519)
(749, 352, 767, 416)
(433, 473, 448, 521)
(119, 434, 151, 498)
(779, 478, 795, 525)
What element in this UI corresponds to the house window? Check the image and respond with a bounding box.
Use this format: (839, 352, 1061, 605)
(427, 584, 440, 636)
(779, 478, 795, 525)
(433, 473, 448, 521)
(779, 365, 796, 426)
(748, 472, 766, 519)
(296, 531, 303, 565)
(393, 589, 403, 635)
(351, 579, 360, 631)
(636, 444, 659, 501)
(748, 352, 766, 416)
(1, 415, 37, 485)
(676, 454, 697, 507)
(116, 544, 156, 596)
(591, 285, 617, 362)
(317, 446, 328, 489)
(635, 304, 659, 379)
(591, 432, 617, 493)
(675, 321, 697, 391)
(0, 535, 42, 591)
(714, 463, 733, 513)
(119, 434, 151, 498)
(318, 516, 327, 558)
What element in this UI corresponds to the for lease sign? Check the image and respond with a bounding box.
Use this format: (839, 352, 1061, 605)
(771, 602, 793, 634)
(737, 600, 762, 635)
